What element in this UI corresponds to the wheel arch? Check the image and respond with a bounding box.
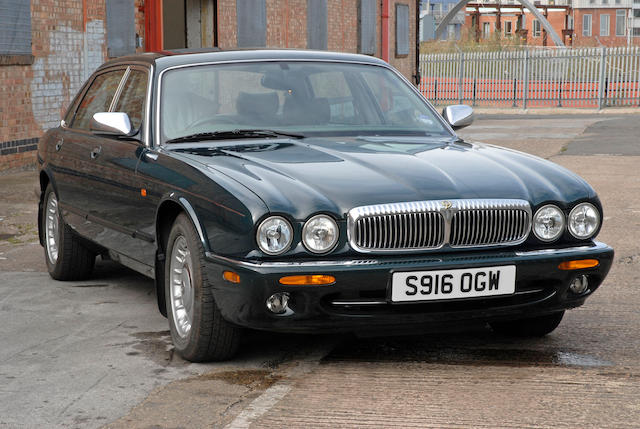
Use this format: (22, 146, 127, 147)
(154, 195, 211, 317)
(38, 170, 57, 247)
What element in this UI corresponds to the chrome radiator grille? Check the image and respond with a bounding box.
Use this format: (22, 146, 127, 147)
(354, 212, 445, 250)
(347, 199, 531, 253)
(449, 201, 531, 247)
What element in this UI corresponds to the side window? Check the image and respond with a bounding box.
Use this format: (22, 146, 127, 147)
(72, 70, 125, 130)
(114, 70, 148, 131)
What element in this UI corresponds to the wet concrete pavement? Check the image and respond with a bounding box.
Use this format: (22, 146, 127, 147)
(1, 113, 639, 428)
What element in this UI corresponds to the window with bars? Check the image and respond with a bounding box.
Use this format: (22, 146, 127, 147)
(600, 14, 610, 36)
(533, 19, 541, 37)
(616, 10, 626, 36)
(583, 14, 592, 37)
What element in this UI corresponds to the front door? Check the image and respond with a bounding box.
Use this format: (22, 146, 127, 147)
(90, 67, 155, 267)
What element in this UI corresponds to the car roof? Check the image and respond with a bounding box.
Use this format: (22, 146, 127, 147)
(98, 48, 389, 72)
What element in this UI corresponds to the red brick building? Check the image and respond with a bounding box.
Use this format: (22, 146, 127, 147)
(0, 0, 419, 171)
(464, 3, 571, 46)
(459, 0, 640, 47)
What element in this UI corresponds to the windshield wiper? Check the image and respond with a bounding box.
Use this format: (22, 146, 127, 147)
(165, 129, 305, 144)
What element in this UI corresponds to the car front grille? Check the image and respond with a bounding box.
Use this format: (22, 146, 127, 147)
(347, 199, 531, 253)
(449, 200, 531, 247)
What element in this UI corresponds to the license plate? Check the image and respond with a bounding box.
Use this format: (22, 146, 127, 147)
(391, 265, 516, 302)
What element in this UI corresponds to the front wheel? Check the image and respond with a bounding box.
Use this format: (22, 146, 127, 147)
(165, 213, 241, 362)
(490, 311, 565, 337)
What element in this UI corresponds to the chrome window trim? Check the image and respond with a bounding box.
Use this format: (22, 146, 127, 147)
(154, 58, 455, 147)
(347, 198, 532, 254)
(108, 66, 131, 112)
(144, 63, 154, 148)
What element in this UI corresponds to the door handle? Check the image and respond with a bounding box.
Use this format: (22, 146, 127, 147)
(55, 138, 64, 151)
(90, 146, 102, 159)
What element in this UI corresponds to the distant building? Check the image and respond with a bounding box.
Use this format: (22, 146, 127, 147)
(571, 0, 639, 46)
(420, 0, 464, 40)
(464, 0, 572, 46)
(437, 0, 640, 46)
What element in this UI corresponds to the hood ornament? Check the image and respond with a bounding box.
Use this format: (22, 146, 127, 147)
(441, 200, 452, 210)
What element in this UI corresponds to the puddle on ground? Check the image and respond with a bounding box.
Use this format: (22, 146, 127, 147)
(192, 369, 282, 390)
(323, 337, 613, 368)
(129, 331, 186, 367)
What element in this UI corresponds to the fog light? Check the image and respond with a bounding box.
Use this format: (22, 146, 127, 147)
(569, 275, 589, 294)
(266, 292, 290, 314)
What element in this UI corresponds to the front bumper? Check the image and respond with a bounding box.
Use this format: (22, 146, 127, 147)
(204, 241, 614, 334)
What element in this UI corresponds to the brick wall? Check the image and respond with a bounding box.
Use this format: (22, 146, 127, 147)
(573, 8, 640, 47)
(0, 0, 145, 172)
(218, 0, 417, 80)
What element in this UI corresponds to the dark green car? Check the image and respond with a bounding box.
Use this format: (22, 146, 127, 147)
(38, 50, 613, 361)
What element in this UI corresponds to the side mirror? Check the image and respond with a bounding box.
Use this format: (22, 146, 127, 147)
(442, 105, 474, 130)
(90, 112, 133, 136)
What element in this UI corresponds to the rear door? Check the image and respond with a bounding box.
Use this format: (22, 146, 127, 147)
(54, 68, 127, 236)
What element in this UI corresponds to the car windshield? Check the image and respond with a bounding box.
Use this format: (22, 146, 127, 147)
(160, 61, 451, 143)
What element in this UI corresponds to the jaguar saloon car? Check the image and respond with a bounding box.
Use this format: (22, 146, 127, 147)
(37, 49, 613, 361)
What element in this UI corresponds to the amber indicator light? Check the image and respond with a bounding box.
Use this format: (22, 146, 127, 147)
(140, 188, 147, 197)
(558, 259, 599, 270)
(223, 271, 241, 284)
(279, 275, 336, 285)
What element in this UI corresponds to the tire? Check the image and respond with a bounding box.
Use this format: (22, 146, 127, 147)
(164, 213, 241, 362)
(490, 311, 565, 337)
(42, 184, 95, 280)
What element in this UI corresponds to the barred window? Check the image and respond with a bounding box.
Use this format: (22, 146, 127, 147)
(533, 19, 541, 37)
(583, 14, 592, 37)
(600, 14, 610, 37)
(616, 10, 626, 36)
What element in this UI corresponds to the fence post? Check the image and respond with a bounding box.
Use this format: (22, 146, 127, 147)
(558, 80, 563, 107)
(522, 50, 529, 110)
(434, 79, 438, 103)
(473, 78, 477, 106)
(597, 47, 607, 110)
(458, 52, 465, 104)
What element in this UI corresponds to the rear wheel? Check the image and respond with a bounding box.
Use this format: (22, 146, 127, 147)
(490, 311, 565, 337)
(165, 213, 241, 362)
(42, 185, 95, 280)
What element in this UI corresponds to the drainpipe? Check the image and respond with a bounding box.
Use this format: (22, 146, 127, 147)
(382, 0, 390, 62)
(415, 0, 421, 85)
(145, 0, 164, 51)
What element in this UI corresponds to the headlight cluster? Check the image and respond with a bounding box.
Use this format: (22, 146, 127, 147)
(256, 216, 293, 255)
(257, 214, 339, 255)
(532, 202, 600, 242)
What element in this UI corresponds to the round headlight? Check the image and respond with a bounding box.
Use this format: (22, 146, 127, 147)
(257, 216, 293, 255)
(568, 203, 600, 239)
(533, 204, 565, 242)
(302, 215, 339, 254)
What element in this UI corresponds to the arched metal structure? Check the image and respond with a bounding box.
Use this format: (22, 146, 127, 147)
(435, 0, 565, 47)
